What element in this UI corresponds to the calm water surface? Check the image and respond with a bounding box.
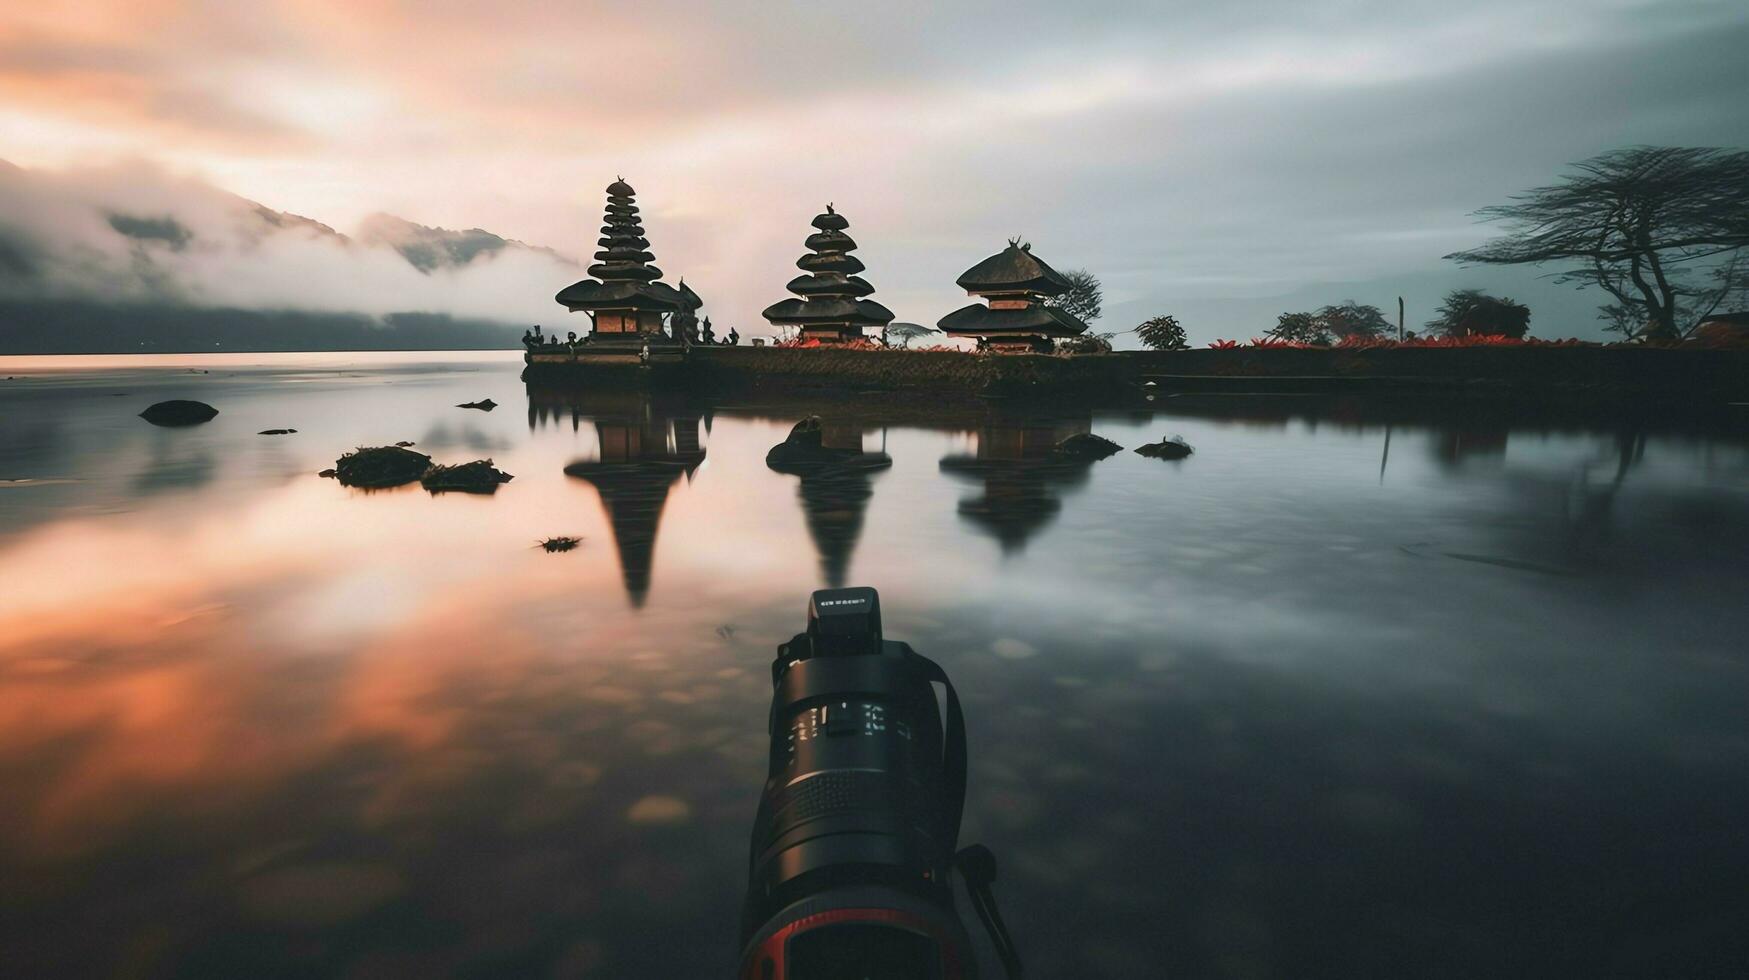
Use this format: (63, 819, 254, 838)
(2, 352, 1747, 978)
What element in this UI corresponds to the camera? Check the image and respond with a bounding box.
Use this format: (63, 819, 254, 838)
(738, 587, 1019, 979)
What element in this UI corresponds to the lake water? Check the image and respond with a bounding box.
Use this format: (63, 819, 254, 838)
(2, 351, 1747, 978)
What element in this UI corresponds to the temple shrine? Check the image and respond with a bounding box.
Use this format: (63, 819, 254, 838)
(762, 205, 894, 345)
(552, 178, 698, 364)
(937, 240, 1088, 353)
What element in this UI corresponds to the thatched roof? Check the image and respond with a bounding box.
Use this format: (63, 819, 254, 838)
(804, 230, 857, 253)
(555, 278, 686, 313)
(762, 297, 895, 326)
(797, 251, 866, 275)
(936, 303, 1087, 337)
(586, 261, 663, 282)
(955, 242, 1072, 296)
(811, 208, 849, 232)
(593, 246, 655, 263)
(786, 274, 875, 298)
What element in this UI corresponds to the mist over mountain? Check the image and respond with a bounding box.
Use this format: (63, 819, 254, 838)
(356, 213, 573, 274)
(0, 159, 578, 353)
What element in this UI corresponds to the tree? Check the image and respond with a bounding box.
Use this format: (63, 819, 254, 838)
(1057, 332, 1114, 354)
(1135, 314, 1188, 350)
(1045, 268, 1103, 324)
(1315, 300, 1390, 340)
(1268, 311, 1332, 345)
(1446, 146, 1749, 342)
(1426, 289, 1531, 338)
(885, 322, 938, 348)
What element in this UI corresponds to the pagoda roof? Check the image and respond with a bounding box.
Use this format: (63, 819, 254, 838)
(605, 203, 640, 216)
(811, 209, 849, 232)
(555, 278, 687, 313)
(955, 242, 1072, 297)
(937, 303, 1087, 337)
(677, 279, 703, 310)
(787, 274, 875, 298)
(805, 230, 856, 253)
(587, 261, 663, 282)
(762, 297, 895, 327)
(598, 235, 649, 249)
(606, 178, 636, 197)
(595, 247, 655, 263)
(798, 251, 866, 275)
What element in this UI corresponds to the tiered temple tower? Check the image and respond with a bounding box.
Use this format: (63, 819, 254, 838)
(555, 178, 692, 352)
(762, 205, 894, 345)
(937, 240, 1088, 353)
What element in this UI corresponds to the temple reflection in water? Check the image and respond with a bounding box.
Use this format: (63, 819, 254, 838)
(938, 411, 1099, 552)
(765, 418, 888, 587)
(535, 389, 706, 607)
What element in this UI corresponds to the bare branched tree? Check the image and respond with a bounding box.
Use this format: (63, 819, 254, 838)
(1446, 146, 1749, 342)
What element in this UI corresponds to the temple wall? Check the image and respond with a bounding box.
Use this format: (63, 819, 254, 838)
(528, 345, 1749, 403)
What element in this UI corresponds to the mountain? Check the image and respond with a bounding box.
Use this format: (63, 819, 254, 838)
(357, 213, 574, 273)
(0, 159, 583, 353)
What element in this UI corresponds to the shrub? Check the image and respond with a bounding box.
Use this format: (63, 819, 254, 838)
(1057, 332, 1115, 354)
(1426, 289, 1531, 339)
(1135, 314, 1189, 350)
(1268, 311, 1332, 345)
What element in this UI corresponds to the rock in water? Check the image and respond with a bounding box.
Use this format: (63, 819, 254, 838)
(332, 446, 432, 488)
(457, 399, 497, 411)
(394, 441, 416, 447)
(1052, 432, 1123, 460)
(421, 459, 514, 494)
(539, 536, 582, 553)
(139, 400, 218, 427)
(258, 428, 297, 435)
(1135, 436, 1194, 460)
(766, 416, 892, 475)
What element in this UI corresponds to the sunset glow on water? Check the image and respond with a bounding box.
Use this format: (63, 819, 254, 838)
(3, 353, 1747, 976)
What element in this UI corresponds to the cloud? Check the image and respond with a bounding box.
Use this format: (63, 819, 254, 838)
(0, 158, 578, 322)
(0, 1, 1746, 341)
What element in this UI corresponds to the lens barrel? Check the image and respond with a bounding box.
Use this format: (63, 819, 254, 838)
(740, 588, 974, 977)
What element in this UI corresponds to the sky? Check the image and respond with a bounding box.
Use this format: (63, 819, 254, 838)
(2, 0, 1748, 343)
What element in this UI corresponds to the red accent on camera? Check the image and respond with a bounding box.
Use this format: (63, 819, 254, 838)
(739, 906, 967, 980)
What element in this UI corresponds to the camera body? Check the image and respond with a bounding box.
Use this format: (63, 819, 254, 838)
(739, 587, 977, 980)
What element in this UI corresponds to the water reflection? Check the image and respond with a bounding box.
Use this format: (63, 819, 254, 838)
(764, 418, 889, 588)
(546, 389, 708, 608)
(1, 356, 1748, 977)
(938, 411, 1098, 552)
